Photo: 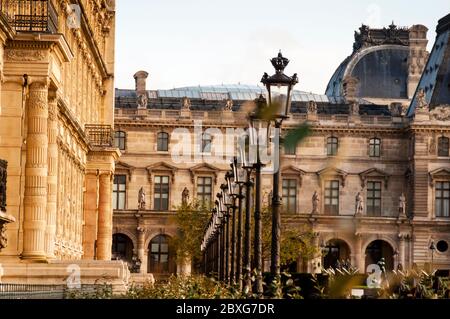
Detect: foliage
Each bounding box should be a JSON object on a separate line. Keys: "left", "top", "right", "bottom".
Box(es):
{"left": 260, "top": 206, "right": 318, "bottom": 267}
{"left": 383, "top": 269, "right": 450, "bottom": 299}
{"left": 65, "top": 284, "right": 113, "bottom": 299}
{"left": 170, "top": 200, "right": 210, "bottom": 265}
{"left": 124, "top": 275, "right": 243, "bottom": 299}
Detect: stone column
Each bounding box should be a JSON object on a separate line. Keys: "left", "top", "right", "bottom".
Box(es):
{"left": 399, "top": 235, "right": 406, "bottom": 269}
{"left": 97, "top": 172, "right": 113, "bottom": 260}
{"left": 137, "top": 227, "right": 146, "bottom": 273}
{"left": 22, "top": 80, "right": 49, "bottom": 261}
{"left": 354, "top": 233, "right": 363, "bottom": 273}
{"left": 82, "top": 171, "right": 99, "bottom": 260}
{"left": 45, "top": 93, "right": 58, "bottom": 259}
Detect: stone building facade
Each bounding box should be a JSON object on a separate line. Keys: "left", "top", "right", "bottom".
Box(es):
{"left": 113, "top": 16, "right": 450, "bottom": 277}
{"left": 0, "top": 1, "right": 128, "bottom": 288}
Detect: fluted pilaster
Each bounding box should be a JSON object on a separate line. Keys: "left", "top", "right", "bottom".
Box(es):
{"left": 97, "top": 173, "right": 113, "bottom": 260}
{"left": 45, "top": 94, "right": 58, "bottom": 259}
{"left": 22, "top": 79, "right": 49, "bottom": 261}
{"left": 137, "top": 227, "right": 146, "bottom": 273}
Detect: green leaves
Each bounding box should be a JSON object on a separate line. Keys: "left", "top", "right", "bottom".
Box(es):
{"left": 284, "top": 123, "right": 311, "bottom": 149}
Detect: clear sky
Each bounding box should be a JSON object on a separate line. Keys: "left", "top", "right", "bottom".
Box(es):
{"left": 115, "top": 0, "right": 449, "bottom": 94}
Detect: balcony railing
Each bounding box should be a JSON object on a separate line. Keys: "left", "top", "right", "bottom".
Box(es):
{"left": 0, "top": 284, "right": 113, "bottom": 299}
{"left": 0, "top": 0, "right": 58, "bottom": 33}
{"left": 0, "top": 159, "right": 7, "bottom": 212}
{"left": 85, "top": 125, "right": 113, "bottom": 148}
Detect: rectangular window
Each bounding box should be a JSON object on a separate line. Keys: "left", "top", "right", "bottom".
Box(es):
{"left": 154, "top": 176, "right": 169, "bottom": 211}
{"left": 324, "top": 180, "right": 339, "bottom": 215}
{"left": 436, "top": 181, "right": 450, "bottom": 217}
{"left": 327, "top": 137, "right": 338, "bottom": 156}
{"left": 113, "top": 175, "right": 126, "bottom": 210}
{"left": 366, "top": 181, "right": 382, "bottom": 216}
{"left": 157, "top": 132, "right": 169, "bottom": 152}
{"left": 369, "top": 138, "right": 381, "bottom": 157}
{"left": 197, "top": 177, "right": 212, "bottom": 208}
{"left": 282, "top": 179, "right": 297, "bottom": 213}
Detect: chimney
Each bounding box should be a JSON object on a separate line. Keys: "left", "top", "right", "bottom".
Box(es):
{"left": 408, "top": 25, "right": 429, "bottom": 99}
{"left": 133, "top": 71, "right": 149, "bottom": 96}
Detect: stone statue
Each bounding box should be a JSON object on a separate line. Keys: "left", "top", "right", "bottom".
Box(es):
{"left": 416, "top": 89, "right": 428, "bottom": 111}
{"left": 182, "top": 187, "right": 190, "bottom": 205}
{"left": 312, "top": 191, "right": 320, "bottom": 214}
{"left": 138, "top": 187, "right": 146, "bottom": 210}
{"left": 350, "top": 102, "right": 360, "bottom": 116}
{"left": 136, "top": 93, "right": 147, "bottom": 109}
{"left": 307, "top": 100, "right": 317, "bottom": 115}
{"left": 224, "top": 99, "right": 233, "bottom": 112}
{"left": 181, "top": 97, "right": 191, "bottom": 111}
{"left": 355, "top": 192, "right": 364, "bottom": 216}
{"left": 398, "top": 193, "right": 407, "bottom": 218}
{"left": 0, "top": 224, "right": 7, "bottom": 250}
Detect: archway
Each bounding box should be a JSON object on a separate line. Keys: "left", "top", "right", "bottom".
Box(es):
{"left": 148, "top": 235, "right": 176, "bottom": 274}
{"left": 322, "top": 239, "right": 351, "bottom": 269}
{"left": 112, "top": 233, "right": 134, "bottom": 264}
{"left": 365, "top": 240, "right": 394, "bottom": 271}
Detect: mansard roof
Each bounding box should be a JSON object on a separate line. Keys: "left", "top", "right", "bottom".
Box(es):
{"left": 407, "top": 13, "right": 450, "bottom": 116}
{"left": 115, "top": 84, "right": 390, "bottom": 116}
{"left": 326, "top": 23, "right": 426, "bottom": 101}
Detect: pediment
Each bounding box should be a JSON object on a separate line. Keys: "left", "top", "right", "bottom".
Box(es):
{"left": 146, "top": 162, "right": 178, "bottom": 183}
{"left": 359, "top": 168, "right": 390, "bottom": 188}
{"left": 317, "top": 167, "right": 348, "bottom": 187}
{"left": 189, "top": 163, "right": 220, "bottom": 183}
{"left": 146, "top": 162, "right": 178, "bottom": 172}
{"left": 115, "top": 161, "right": 135, "bottom": 180}
{"left": 281, "top": 165, "right": 306, "bottom": 176}
{"left": 429, "top": 167, "right": 450, "bottom": 186}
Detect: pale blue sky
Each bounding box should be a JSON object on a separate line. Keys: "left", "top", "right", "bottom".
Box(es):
{"left": 115, "top": 0, "right": 449, "bottom": 94}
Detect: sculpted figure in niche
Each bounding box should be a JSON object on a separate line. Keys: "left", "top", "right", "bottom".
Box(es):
{"left": 355, "top": 191, "right": 364, "bottom": 216}
{"left": 138, "top": 187, "right": 146, "bottom": 210}
{"left": 398, "top": 193, "right": 407, "bottom": 218}
{"left": 137, "top": 94, "right": 148, "bottom": 109}
{"left": 312, "top": 191, "right": 320, "bottom": 214}
{"left": 182, "top": 187, "right": 190, "bottom": 205}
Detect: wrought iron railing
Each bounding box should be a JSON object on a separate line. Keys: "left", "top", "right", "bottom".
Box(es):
{"left": 0, "top": 159, "right": 7, "bottom": 212}
{"left": 0, "top": 0, "right": 58, "bottom": 33}
{"left": 85, "top": 124, "right": 114, "bottom": 148}
{"left": 0, "top": 283, "right": 113, "bottom": 299}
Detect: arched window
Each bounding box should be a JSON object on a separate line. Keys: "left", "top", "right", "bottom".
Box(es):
{"left": 157, "top": 132, "right": 169, "bottom": 152}
{"left": 438, "top": 136, "right": 449, "bottom": 157}
{"left": 202, "top": 133, "right": 212, "bottom": 153}
{"left": 112, "top": 234, "right": 134, "bottom": 263}
{"left": 369, "top": 138, "right": 381, "bottom": 157}
{"left": 148, "top": 235, "right": 175, "bottom": 274}
{"left": 114, "top": 131, "right": 126, "bottom": 150}
{"left": 327, "top": 137, "right": 338, "bottom": 156}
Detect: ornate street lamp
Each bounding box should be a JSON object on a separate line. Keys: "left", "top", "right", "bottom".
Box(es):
{"left": 261, "top": 51, "right": 298, "bottom": 118}
{"left": 231, "top": 157, "right": 245, "bottom": 291}
{"left": 261, "top": 51, "right": 298, "bottom": 280}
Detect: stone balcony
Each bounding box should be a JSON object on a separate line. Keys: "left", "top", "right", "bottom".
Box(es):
{"left": 0, "top": 0, "right": 58, "bottom": 33}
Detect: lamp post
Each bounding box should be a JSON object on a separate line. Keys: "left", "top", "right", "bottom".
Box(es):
{"left": 221, "top": 183, "right": 232, "bottom": 284}
{"left": 232, "top": 156, "right": 245, "bottom": 290}
{"left": 429, "top": 240, "right": 436, "bottom": 272}
{"left": 238, "top": 142, "right": 254, "bottom": 295}
{"left": 226, "top": 171, "right": 238, "bottom": 285}
{"left": 248, "top": 95, "right": 272, "bottom": 298}
{"left": 261, "top": 51, "right": 298, "bottom": 280}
